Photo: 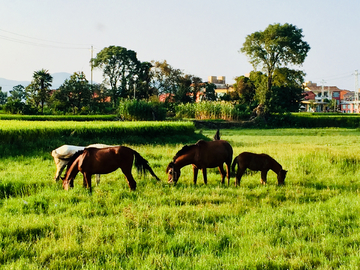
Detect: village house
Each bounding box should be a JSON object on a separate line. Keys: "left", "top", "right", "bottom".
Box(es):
{"left": 301, "top": 81, "right": 355, "bottom": 112}
{"left": 160, "top": 76, "right": 360, "bottom": 113}
{"left": 207, "top": 76, "right": 234, "bottom": 97}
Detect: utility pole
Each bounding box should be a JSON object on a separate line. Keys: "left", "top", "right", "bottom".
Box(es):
{"left": 321, "top": 79, "right": 326, "bottom": 111}
{"left": 90, "top": 45, "right": 94, "bottom": 85}
{"left": 355, "top": 70, "right": 359, "bottom": 113}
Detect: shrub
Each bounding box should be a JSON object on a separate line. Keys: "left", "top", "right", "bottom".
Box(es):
{"left": 118, "top": 100, "right": 166, "bottom": 121}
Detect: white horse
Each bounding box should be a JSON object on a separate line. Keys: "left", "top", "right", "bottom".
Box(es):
{"left": 51, "top": 144, "right": 113, "bottom": 184}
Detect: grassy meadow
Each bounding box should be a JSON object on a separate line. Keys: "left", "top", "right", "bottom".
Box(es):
{"left": 0, "top": 123, "right": 360, "bottom": 269}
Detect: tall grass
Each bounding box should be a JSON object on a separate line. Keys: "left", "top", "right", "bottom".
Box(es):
{"left": 118, "top": 100, "right": 167, "bottom": 121}
{"left": 175, "top": 101, "right": 247, "bottom": 121}
{"left": 0, "top": 127, "right": 360, "bottom": 268}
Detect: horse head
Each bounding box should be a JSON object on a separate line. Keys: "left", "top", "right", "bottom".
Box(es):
{"left": 62, "top": 177, "right": 70, "bottom": 190}
{"left": 277, "top": 169, "right": 287, "bottom": 185}
{"left": 166, "top": 161, "right": 181, "bottom": 184}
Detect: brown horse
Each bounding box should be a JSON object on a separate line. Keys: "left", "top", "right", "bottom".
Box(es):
{"left": 166, "top": 140, "right": 233, "bottom": 185}
{"left": 62, "top": 146, "right": 160, "bottom": 192}
{"left": 232, "top": 152, "right": 287, "bottom": 186}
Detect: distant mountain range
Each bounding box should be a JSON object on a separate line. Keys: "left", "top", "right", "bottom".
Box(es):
{"left": 0, "top": 72, "right": 72, "bottom": 92}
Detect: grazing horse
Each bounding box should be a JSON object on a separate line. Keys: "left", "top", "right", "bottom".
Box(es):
{"left": 51, "top": 144, "right": 112, "bottom": 184}
{"left": 62, "top": 146, "right": 160, "bottom": 192}
{"left": 166, "top": 140, "right": 233, "bottom": 185}
{"left": 232, "top": 152, "right": 287, "bottom": 186}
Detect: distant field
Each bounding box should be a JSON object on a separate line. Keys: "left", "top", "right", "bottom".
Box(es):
{"left": 0, "top": 126, "right": 359, "bottom": 269}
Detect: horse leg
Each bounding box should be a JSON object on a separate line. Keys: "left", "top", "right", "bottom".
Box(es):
{"left": 260, "top": 170, "right": 268, "bottom": 185}
{"left": 83, "top": 173, "right": 92, "bottom": 192}
{"left": 218, "top": 165, "right": 226, "bottom": 184}
{"left": 193, "top": 165, "right": 199, "bottom": 185}
{"left": 121, "top": 168, "right": 137, "bottom": 191}
{"left": 226, "top": 162, "right": 231, "bottom": 186}
{"left": 202, "top": 168, "right": 207, "bottom": 185}
{"left": 95, "top": 174, "right": 100, "bottom": 186}
{"left": 82, "top": 175, "right": 87, "bottom": 187}
{"left": 55, "top": 163, "right": 66, "bottom": 181}
{"left": 235, "top": 168, "right": 246, "bottom": 186}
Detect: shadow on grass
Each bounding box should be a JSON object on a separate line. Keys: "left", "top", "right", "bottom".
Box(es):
{"left": 0, "top": 133, "right": 209, "bottom": 159}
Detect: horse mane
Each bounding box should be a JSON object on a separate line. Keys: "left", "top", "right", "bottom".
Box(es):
{"left": 263, "top": 153, "right": 282, "bottom": 169}
{"left": 62, "top": 150, "right": 84, "bottom": 177}
{"left": 172, "top": 144, "right": 198, "bottom": 161}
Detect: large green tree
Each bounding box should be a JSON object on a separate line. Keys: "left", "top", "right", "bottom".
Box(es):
{"left": 240, "top": 23, "right": 310, "bottom": 114}
{"left": 51, "top": 72, "right": 92, "bottom": 113}
{"left": 4, "top": 85, "right": 28, "bottom": 114}
{"left": 135, "top": 61, "right": 156, "bottom": 100}
{"left": 151, "top": 60, "right": 202, "bottom": 103}
{"left": 92, "top": 46, "right": 144, "bottom": 106}
{"left": 151, "top": 60, "right": 182, "bottom": 101}
{"left": 233, "top": 76, "right": 256, "bottom": 108}
{"left": 9, "top": 85, "right": 26, "bottom": 101}
{"left": 0, "top": 89, "right": 7, "bottom": 105}
{"left": 26, "top": 69, "right": 53, "bottom": 113}
{"left": 270, "top": 68, "right": 305, "bottom": 112}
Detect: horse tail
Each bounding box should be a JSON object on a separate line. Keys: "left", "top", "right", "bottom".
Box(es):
{"left": 231, "top": 156, "right": 238, "bottom": 173}
{"left": 133, "top": 151, "right": 161, "bottom": 181}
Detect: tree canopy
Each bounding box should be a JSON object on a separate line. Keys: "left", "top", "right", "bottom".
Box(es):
{"left": 26, "top": 69, "right": 53, "bottom": 113}
{"left": 240, "top": 23, "right": 310, "bottom": 114}
{"left": 51, "top": 72, "right": 92, "bottom": 114}
{"left": 91, "top": 46, "right": 152, "bottom": 106}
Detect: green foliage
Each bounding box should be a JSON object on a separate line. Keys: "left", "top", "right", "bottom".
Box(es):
{"left": 50, "top": 72, "right": 92, "bottom": 114}
{"left": 175, "top": 101, "right": 249, "bottom": 121}
{"left": 266, "top": 113, "right": 360, "bottom": 128}
{"left": 0, "top": 114, "right": 116, "bottom": 121}
{"left": 26, "top": 69, "right": 53, "bottom": 113}
{"left": 151, "top": 60, "right": 203, "bottom": 103}
{"left": 0, "top": 90, "right": 7, "bottom": 105}
{"left": 118, "top": 100, "right": 167, "bottom": 121}
{"left": 0, "top": 120, "right": 195, "bottom": 153}
{"left": 240, "top": 23, "right": 310, "bottom": 114}
{"left": 92, "top": 46, "right": 153, "bottom": 106}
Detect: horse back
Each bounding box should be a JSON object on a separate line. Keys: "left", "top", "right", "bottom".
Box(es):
{"left": 237, "top": 152, "right": 275, "bottom": 171}
{"left": 52, "top": 145, "right": 85, "bottom": 159}
{"left": 196, "top": 140, "right": 233, "bottom": 168}
{"left": 79, "top": 146, "right": 134, "bottom": 174}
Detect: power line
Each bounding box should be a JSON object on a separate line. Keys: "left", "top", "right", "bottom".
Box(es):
{"left": 310, "top": 72, "right": 353, "bottom": 83}
{"left": 0, "top": 28, "right": 89, "bottom": 50}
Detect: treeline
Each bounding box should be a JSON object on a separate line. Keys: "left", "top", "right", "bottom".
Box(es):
{"left": 0, "top": 45, "right": 305, "bottom": 119}
{"left": 0, "top": 48, "right": 218, "bottom": 116}
{"left": 0, "top": 23, "right": 315, "bottom": 119}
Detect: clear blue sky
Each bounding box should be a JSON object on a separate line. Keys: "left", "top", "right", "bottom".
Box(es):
{"left": 1, "top": 0, "right": 360, "bottom": 91}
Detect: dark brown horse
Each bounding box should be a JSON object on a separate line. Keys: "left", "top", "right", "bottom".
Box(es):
{"left": 166, "top": 140, "right": 233, "bottom": 185}
{"left": 62, "top": 146, "right": 160, "bottom": 192}
{"left": 232, "top": 152, "right": 287, "bottom": 186}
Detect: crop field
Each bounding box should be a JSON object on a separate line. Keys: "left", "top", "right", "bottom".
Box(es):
{"left": 0, "top": 122, "right": 360, "bottom": 269}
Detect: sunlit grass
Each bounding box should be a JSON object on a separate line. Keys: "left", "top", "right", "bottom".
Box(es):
{"left": 0, "top": 127, "right": 360, "bottom": 268}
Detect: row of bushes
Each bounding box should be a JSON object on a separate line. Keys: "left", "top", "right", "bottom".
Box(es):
{"left": 268, "top": 114, "right": 360, "bottom": 128}
{"left": 0, "top": 121, "right": 195, "bottom": 145}
{"left": 0, "top": 114, "right": 116, "bottom": 121}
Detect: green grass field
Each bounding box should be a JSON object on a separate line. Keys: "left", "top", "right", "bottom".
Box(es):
{"left": 0, "top": 126, "right": 360, "bottom": 269}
